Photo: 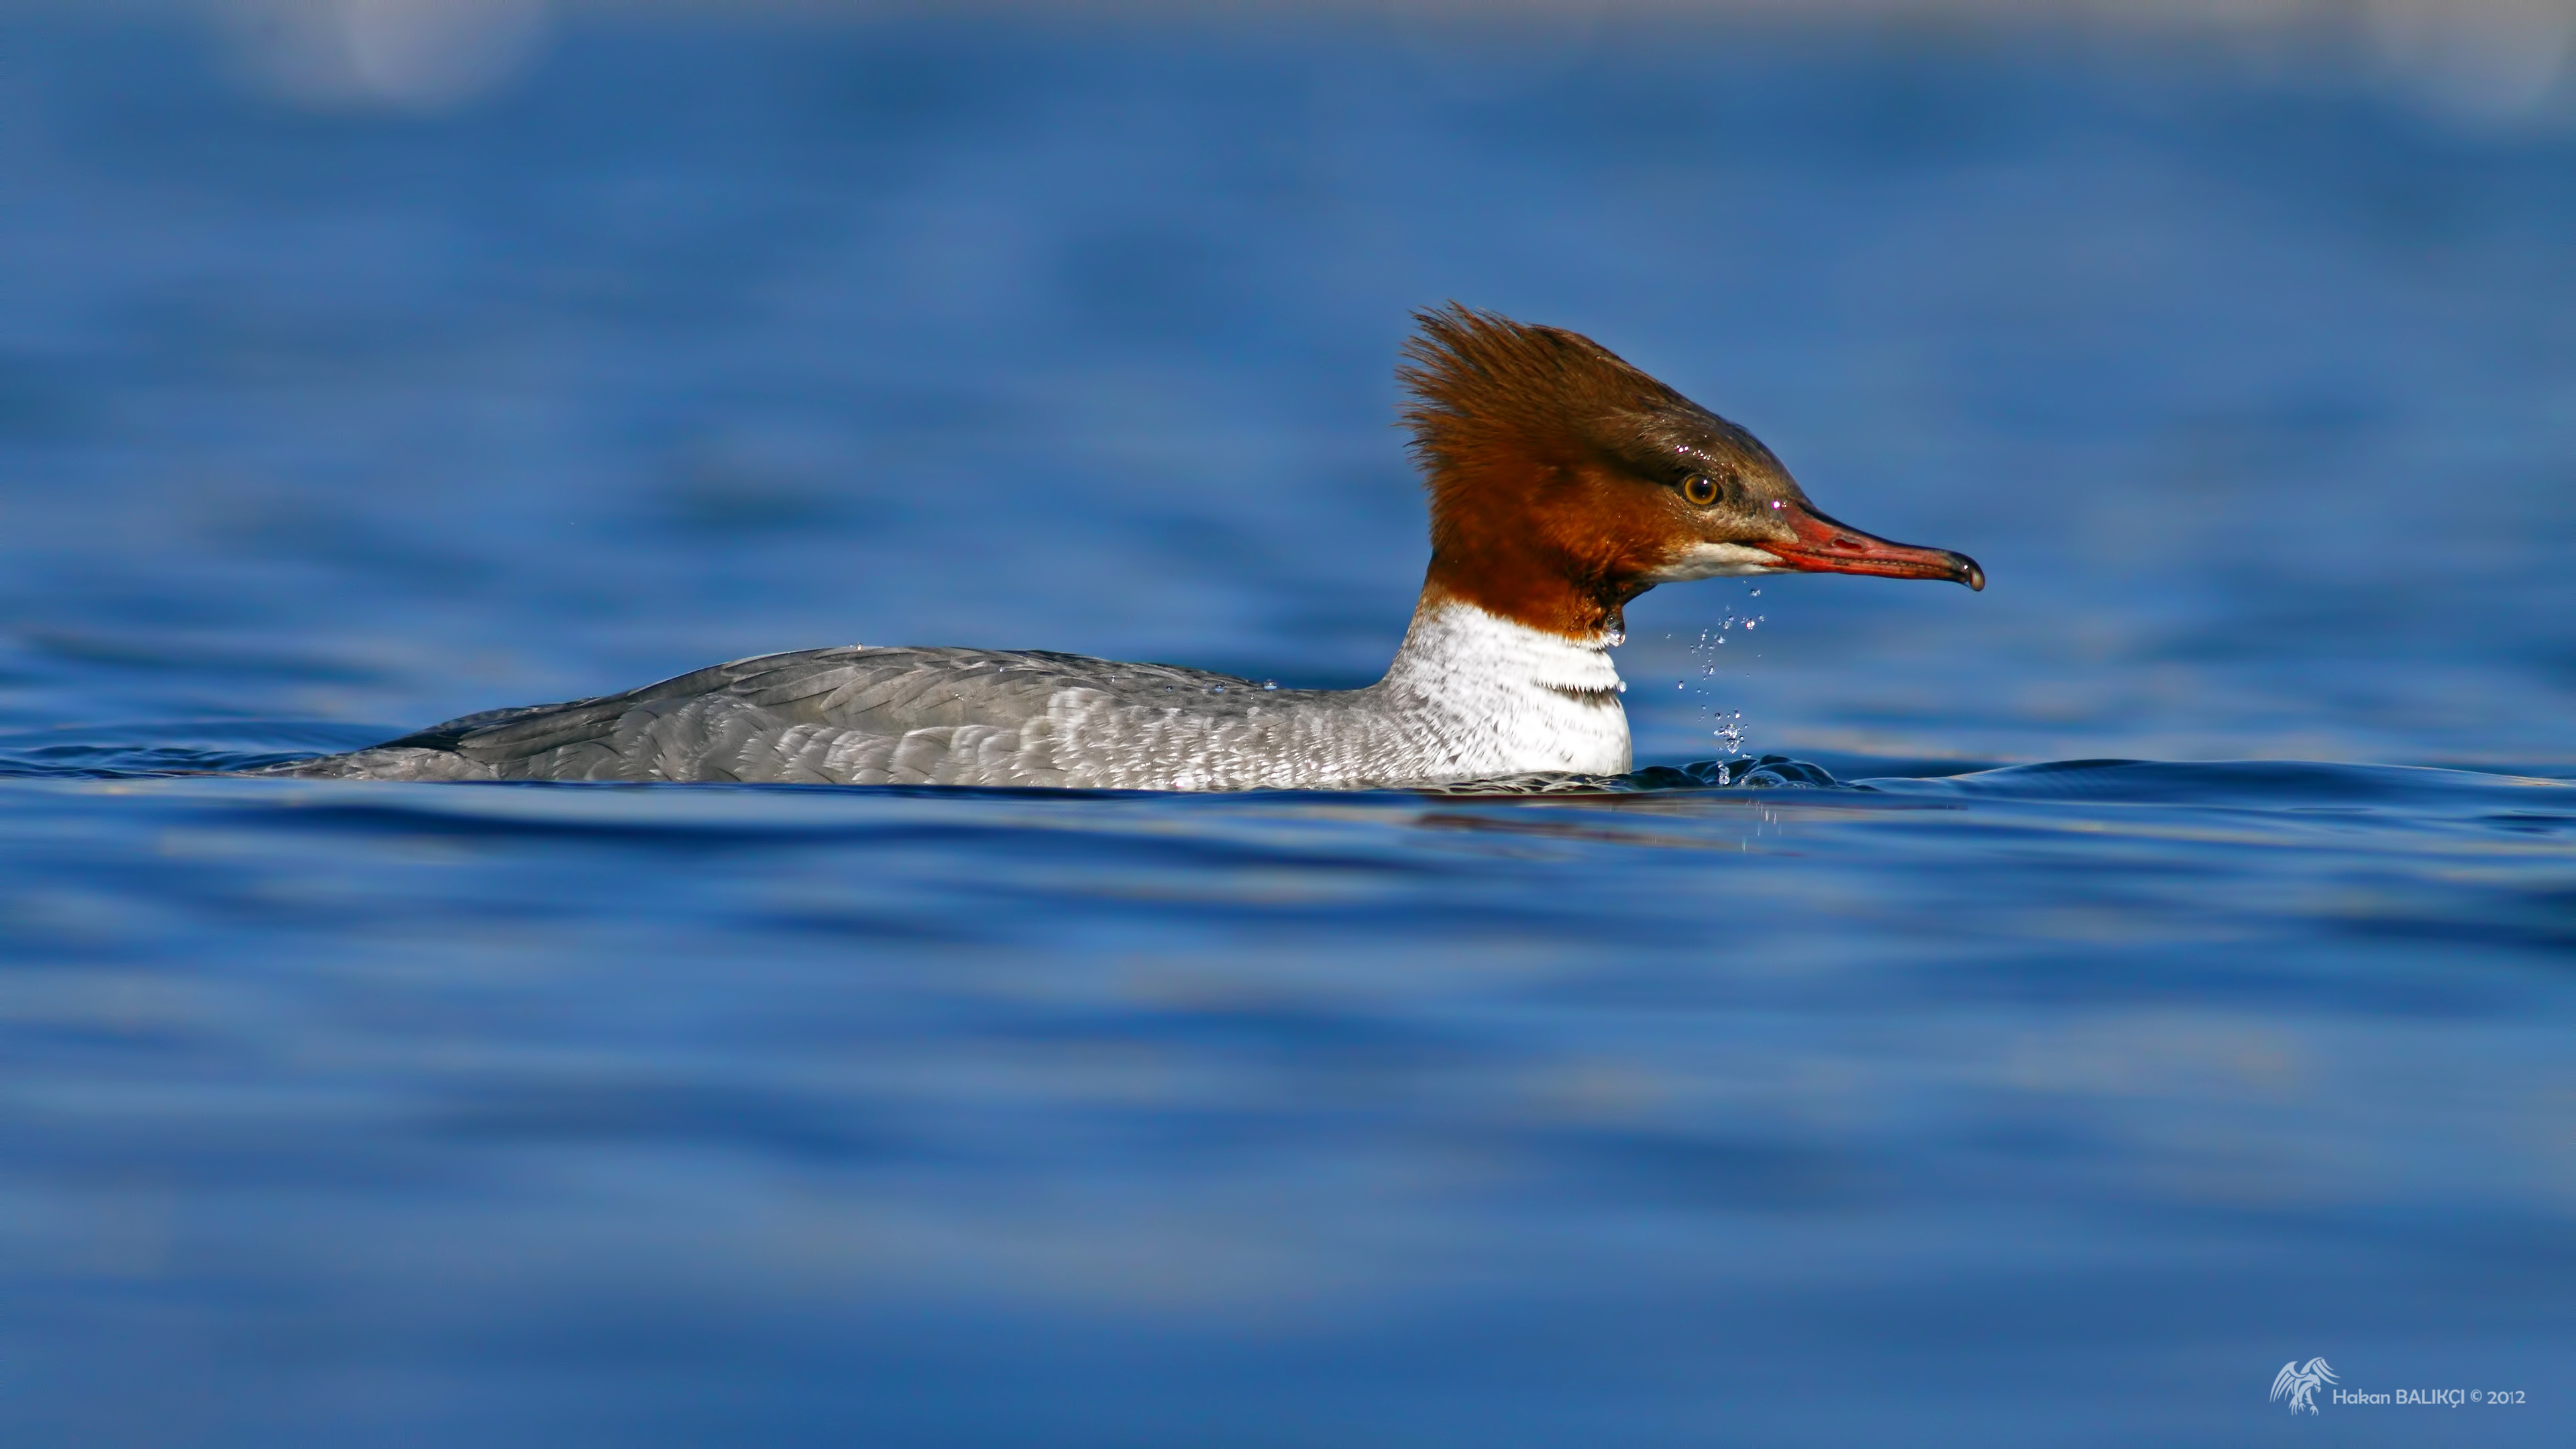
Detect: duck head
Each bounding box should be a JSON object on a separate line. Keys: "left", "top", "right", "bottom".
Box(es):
{"left": 1398, "top": 303, "right": 1982, "bottom": 641}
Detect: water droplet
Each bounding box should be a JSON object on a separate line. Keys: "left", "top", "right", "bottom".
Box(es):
{"left": 1749, "top": 587, "right": 1761, "bottom": 596}
{"left": 1261, "top": 680, "right": 1278, "bottom": 690}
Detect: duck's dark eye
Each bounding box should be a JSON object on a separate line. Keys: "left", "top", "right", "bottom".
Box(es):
{"left": 1682, "top": 474, "right": 1720, "bottom": 506}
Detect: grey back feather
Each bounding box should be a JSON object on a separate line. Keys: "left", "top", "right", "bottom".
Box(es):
{"left": 286, "top": 647, "right": 1310, "bottom": 787}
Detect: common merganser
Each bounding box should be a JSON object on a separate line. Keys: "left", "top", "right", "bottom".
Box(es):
{"left": 280, "top": 306, "right": 1982, "bottom": 790}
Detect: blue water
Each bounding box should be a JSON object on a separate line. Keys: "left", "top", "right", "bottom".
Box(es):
{"left": 3, "top": 8, "right": 2573, "bottom": 1444}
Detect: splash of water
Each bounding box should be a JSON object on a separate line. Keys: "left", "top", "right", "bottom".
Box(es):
{"left": 1675, "top": 584, "right": 1765, "bottom": 784}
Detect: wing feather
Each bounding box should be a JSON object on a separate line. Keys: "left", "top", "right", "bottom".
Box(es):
{"left": 314, "top": 645, "right": 1277, "bottom": 783}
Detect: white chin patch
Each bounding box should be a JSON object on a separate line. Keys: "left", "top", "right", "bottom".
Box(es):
{"left": 1640, "top": 542, "right": 1787, "bottom": 582}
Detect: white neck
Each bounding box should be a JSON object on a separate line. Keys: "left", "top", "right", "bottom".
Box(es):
{"left": 1376, "top": 597, "right": 1631, "bottom": 777}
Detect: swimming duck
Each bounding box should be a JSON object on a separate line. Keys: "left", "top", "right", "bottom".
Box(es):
{"left": 282, "top": 305, "right": 1981, "bottom": 788}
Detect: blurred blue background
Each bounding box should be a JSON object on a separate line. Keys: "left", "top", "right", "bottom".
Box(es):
{"left": 1, "top": 2, "right": 2572, "bottom": 1444}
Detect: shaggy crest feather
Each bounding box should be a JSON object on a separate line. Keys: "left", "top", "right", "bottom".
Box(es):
{"left": 1397, "top": 304, "right": 1698, "bottom": 513}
